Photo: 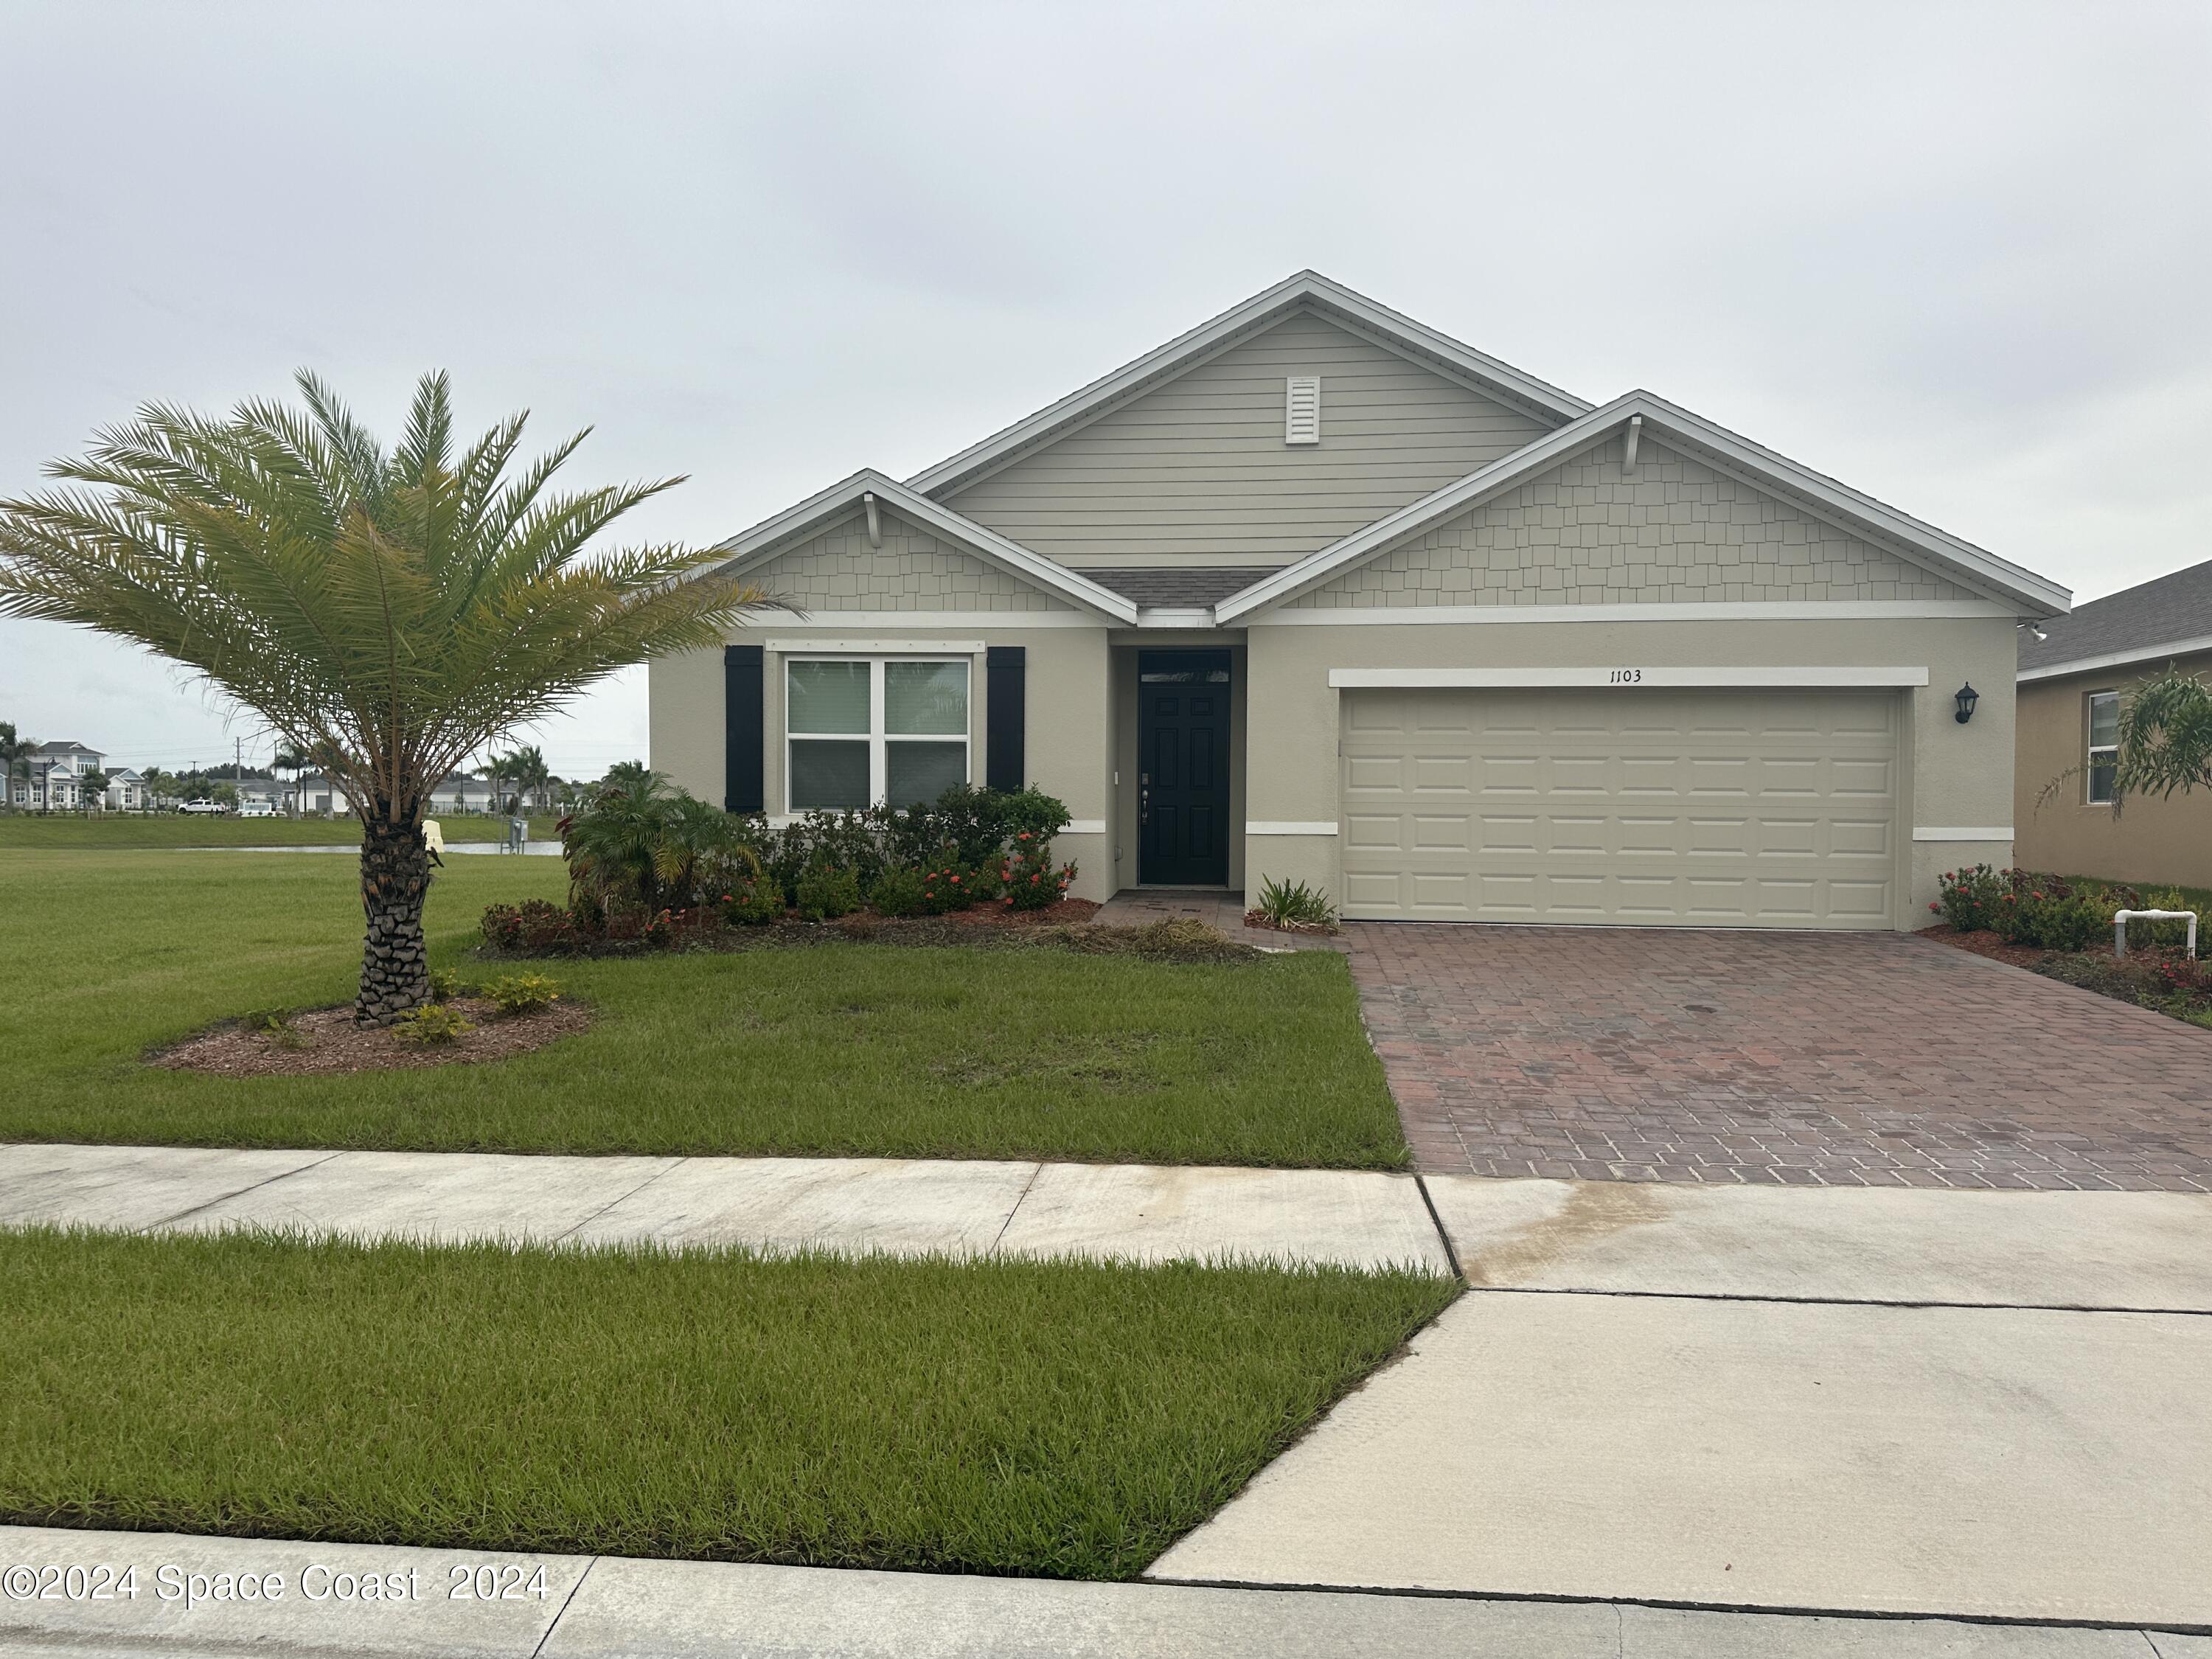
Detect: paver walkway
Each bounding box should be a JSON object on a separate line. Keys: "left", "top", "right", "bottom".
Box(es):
{"left": 1349, "top": 924, "right": 2212, "bottom": 1190}
{"left": 0, "top": 1142, "right": 1450, "bottom": 1272}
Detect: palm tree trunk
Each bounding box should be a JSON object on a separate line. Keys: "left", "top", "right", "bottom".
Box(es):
{"left": 356, "top": 814, "right": 431, "bottom": 1025}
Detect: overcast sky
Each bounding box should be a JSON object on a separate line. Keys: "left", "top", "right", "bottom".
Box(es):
{"left": 3, "top": 1, "right": 2207, "bottom": 778}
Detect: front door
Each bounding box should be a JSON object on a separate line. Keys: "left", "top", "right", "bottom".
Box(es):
{"left": 1138, "top": 649, "right": 1231, "bottom": 886}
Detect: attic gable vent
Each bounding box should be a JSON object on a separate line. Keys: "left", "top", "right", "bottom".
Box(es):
{"left": 1284, "top": 376, "right": 1321, "bottom": 445}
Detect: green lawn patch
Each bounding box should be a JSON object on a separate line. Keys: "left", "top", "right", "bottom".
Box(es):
{"left": 0, "top": 1228, "right": 1453, "bottom": 1577}
{"left": 0, "top": 851, "right": 1407, "bottom": 1169}
{"left": 0, "top": 813, "right": 561, "bottom": 847}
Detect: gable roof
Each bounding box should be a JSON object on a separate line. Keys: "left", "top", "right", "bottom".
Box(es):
{"left": 710, "top": 470, "right": 1138, "bottom": 624}
{"left": 2018, "top": 557, "right": 2212, "bottom": 681}
{"left": 903, "top": 271, "right": 1592, "bottom": 500}
{"left": 1215, "top": 390, "right": 2071, "bottom": 622}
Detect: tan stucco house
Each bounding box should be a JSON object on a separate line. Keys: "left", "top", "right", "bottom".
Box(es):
{"left": 2016, "top": 559, "right": 2212, "bottom": 888}
{"left": 650, "top": 272, "right": 2070, "bottom": 928}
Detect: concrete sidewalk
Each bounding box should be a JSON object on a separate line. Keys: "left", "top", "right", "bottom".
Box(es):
{"left": 1, "top": 1523, "right": 2194, "bottom": 1658}
{"left": 0, "top": 1142, "right": 1451, "bottom": 1272}
{"left": 1154, "top": 1177, "right": 2212, "bottom": 1628}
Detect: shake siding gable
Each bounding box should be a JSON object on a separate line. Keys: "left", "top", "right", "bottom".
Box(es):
{"left": 1287, "top": 437, "right": 1978, "bottom": 608}
{"left": 746, "top": 511, "right": 1071, "bottom": 612}
{"left": 944, "top": 310, "right": 1552, "bottom": 564}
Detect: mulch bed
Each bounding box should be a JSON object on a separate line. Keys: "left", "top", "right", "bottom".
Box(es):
{"left": 156, "top": 997, "right": 592, "bottom": 1078}
{"left": 1916, "top": 924, "right": 2050, "bottom": 970}
{"left": 1242, "top": 909, "right": 1339, "bottom": 936}
{"left": 944, "top": 897, "right": 1099, "bottom": 928}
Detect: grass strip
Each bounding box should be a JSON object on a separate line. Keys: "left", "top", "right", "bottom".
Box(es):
{"left": 0, "top": 852, "right": 1407, "bottom": 1169}
{"left": 0, "top": 814, "right": 562, "bottom": 846}
{"left": 0, "top": 1228, "right": 1455, "bottom": 1579}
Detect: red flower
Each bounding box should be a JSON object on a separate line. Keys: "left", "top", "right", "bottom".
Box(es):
{"left": 950, "top": 874, "right": 961, "bottom": 884}
{"left": 1018, "top": 832, "right": 1032, "bottom": 841}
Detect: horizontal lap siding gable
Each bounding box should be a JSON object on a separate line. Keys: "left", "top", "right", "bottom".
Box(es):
{"left": 1288, "top": 437, "right": 1978, "bottom": 608}
{"left": 748, "top": 511, "right": 1072, "bottom": 612}
{"left": 945, "top": 310, "right": 1551, "bottom": 563}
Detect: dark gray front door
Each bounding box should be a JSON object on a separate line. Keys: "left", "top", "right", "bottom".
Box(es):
{"left": 1138, "top": 650, "right": 1231, "bottom": 886}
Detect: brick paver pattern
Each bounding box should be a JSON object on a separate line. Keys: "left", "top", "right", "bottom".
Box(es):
{"left": 1348, "top": 925, "right": 2212, "bottom": 1191}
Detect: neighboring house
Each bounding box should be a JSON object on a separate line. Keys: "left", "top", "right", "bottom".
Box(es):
{"left": 103, "top": 768, "right": 148, "bottom": 812}
{"left": 427, "top": 773, "right": 499, "bottom": 814}
{"left": 295, "top": 773, "right": 355, "bottom": 815}
{"left": 650, "top": 271, "right": 2070, "bottom": 929}
{"left": 2015, "top": 558, "right": 2212, "bottom": 887}
{"left": 10, "top": 740, "right": 105, "bottom": 810}
{"left": 236, "top": 779, "right": 294, "bottom": 812}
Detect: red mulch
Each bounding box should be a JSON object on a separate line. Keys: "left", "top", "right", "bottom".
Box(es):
{"left": 945, "top": 897, "right": 1100, "bottom": 928}
{"left": 1916, "top": 924, "right": 2049, "bottom": 970}
{"left": 156, "top": 996, "right": 591, "bottom": 1077}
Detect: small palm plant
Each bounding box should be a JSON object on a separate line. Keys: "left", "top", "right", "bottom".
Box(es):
{"left": 0, "top": 372, "right": 772, "bottom": 1021}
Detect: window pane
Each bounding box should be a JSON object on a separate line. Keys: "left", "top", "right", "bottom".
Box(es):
{"left": 2088, "top": 762, "right": 2116, "bottom": 804}
{"left": 886, "top": 740, "right": 966, "bottom": 807}
{"left": 2088, "top": 693, "right": 2118, "bottom": 748}
{"left": 787, "top": 661, "right": 871, "bottom": 734}
{"left": 886, "top": 660, "right": 968, "bottom": 735}
{"left": 790, "top": 740, "right": 869, "bottom": 810}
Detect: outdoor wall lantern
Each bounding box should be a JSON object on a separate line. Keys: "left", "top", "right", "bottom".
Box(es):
{"left": 1954, "top": 682, "right": 1980, "bottom": 724}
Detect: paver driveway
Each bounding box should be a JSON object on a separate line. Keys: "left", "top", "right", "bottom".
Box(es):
{"left": 1348, "top": 925, "right": 2212, "bottom": 1190}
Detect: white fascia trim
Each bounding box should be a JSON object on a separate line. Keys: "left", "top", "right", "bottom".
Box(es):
{"left": 1134, "top": 607, "right": 1220, "bottom": 629}
{"left": 1255, "top": 599, "right": 2017, "bottom": 627}
{"left": 1913, "top": 827, "right": 2014, "bottom": 841}
{"left": 1216, "top": 391, "right": 2071, "bottom": 624}
{"left": 765, "top": 639, "right": 987, "bottom": 655}
{"left": 903, "top": 271, "right": 1589, "bottom": 498}
{"left": 1247, "top": 821, "right": 1339, "bottom": 835}
{"left": 710, "top": 470, "right": 1138, "bottom": 625}
{"left": 2018, "top": 634, "right": 2212, "bottom": 683}
{"left": 756, "top": 611, "right": 1102, "bottom": 630}
{"left": 1326, "top": 666, "right": 1932, "bottom": 689}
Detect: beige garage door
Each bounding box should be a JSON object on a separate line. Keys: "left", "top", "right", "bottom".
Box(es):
{"left": 1340, "top": 687, "right": 1900, "bottom": 928}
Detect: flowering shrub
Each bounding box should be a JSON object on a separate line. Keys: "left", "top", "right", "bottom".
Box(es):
{"left": 1931, "top": 864, "right": 2006, "bottom": 933}
{"left": 1988, "top": 871, "right": 2107, "bottom": 952}
{"left": 919, "top": 861, "right": 981, "bottom": 915}
{"left": 1001, "top": 833, "right": 1077, "bottom": 911}
{"left": 720, "top": 883, "right": 785, "bottom": 927}
{"left": 481, "top": 898, "right": 584, "bottom": 955}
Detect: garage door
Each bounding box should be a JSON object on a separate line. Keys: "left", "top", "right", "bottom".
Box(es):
{"left": 1340, "top": 687, "right": 1899, "bottom": 928}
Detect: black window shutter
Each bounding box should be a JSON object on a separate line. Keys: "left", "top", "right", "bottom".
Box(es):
{"left": 985, "top": 646, "right": 1026, "bottom": 793}
{"left": 724, "top": 644, "right": 765, "bottom": 813}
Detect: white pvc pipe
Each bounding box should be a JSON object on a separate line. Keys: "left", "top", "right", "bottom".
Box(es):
{"left": 2114, "top": 909, "right": 2197, "bottom": 959}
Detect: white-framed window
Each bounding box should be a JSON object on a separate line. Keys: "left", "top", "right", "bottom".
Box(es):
{"left": 785, "top": 656, "right": 970, "bottom": 812}
{"left": 2087, "top": 689, "right": 2118, "bottom": 804}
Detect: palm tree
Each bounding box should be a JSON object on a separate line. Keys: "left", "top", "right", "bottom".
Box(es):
{"left": 507, "top": 744, "right": 552, "bottom": 813}
{"left": 272, "top": 746, "right": 305, "bottom": 815}
{"left": 0, "top": 371, "right": 771, "bottom": 1022}
{"left": 0, "top": 723, "right": 24, "bottom": 810}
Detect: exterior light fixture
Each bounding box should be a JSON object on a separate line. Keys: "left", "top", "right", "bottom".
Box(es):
{"left": 1954, "top": 682, "right": 1980, "bottom": 724}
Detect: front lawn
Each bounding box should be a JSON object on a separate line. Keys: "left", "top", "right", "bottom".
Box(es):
{"left": 0, "top": 1228, "right": 1453, "bottom": 1578}
{"left": 0, "top": 851, "right": 1407, "bottom": 1169}
{"left": 0, "top": 813, "right": 562, "bottom": 847}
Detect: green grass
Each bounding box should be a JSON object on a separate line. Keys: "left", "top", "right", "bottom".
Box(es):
{"left": 0, "top": 1228, "right": 1454, "bottom": 1576}
{"left": 0, "top": 813, "right": 562, "bottom": 846}
{"left": 0, "top": 851, "right": 1407, "bottom": 1168}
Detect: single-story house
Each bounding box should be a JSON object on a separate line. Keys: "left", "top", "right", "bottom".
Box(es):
{"left": 295, "top": 773, "right": 353, "bottom": 815}
{"left": 428, "top": 773, "right": 500, "bottom": 814}
{"left": 650, "top": 271, "right": 2070, "bottom": 928}
{"left": 2015, "top": 557, "right": 2212, "bottom": 888}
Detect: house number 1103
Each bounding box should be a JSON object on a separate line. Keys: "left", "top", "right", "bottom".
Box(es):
{"left": 1607, "top": 668, "right": 1645, "bottom": 684}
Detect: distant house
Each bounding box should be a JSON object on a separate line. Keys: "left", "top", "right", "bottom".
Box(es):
{"left": 9, "top": 741, "right": 105, "bottom": 810}
{"left": 103, "top": 768, "right": 149, "bottom": 812}
{"left": 295, "top": 773, "right": 355, "bottom": 815}
{"left": 427, "top": 773, "right": 499, "bottom": 814}
{"left": 2016, "top": 558, "right": 2212, "bottom": 887}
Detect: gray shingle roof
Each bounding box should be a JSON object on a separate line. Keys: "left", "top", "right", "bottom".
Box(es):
{"left": 2020, "top": 558, "right": 2212, "bottom": 675}
{"left": 1077, "top": 567, "right": 1285, "bottom": 608}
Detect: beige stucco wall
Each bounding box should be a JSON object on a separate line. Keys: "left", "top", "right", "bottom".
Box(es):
{"left": 2014, "top": 650, "right": 2212, "bottom": 888}
{"left": 1242, "top": 614, "right": 2021, "bottom": 928}
{"left": 1289, "top": 436, "right": 1976, "bottom": 608}
{"left": 649, "top": 625, "right": 1116, "bottom": 901}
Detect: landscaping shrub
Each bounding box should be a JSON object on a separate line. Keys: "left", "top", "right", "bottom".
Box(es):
{"left": 1001, "top": 835, "right": 1076, "bottom": 911}
{"left": 867, "top": 866, "right": 928, "bottom": 919}
{"left": 427, "top": 967, "right": 465, "bottom": 1004}
{"left": 796, "top": 865, "right": 863, "bottom": 922}
{"left": 720, "top": 883, "right": 785, "bottom": 927}
{"left": 1251, "top": 875, "right": 1338, "bottom": 931}
{"left": 392, "top": 1004, "right": 473, "bottom": 1045}
{"left": 241, "top": 1007, "right": 306, "bottom": 1050}
{"left": 483, "top": 973, "right": 563, "bottom": 1015}
{"left": 481, "top": 898, "right": 583, "bottom": 956}
{"left": 562, "top": 771, "right": 762, "bottom": 916}
{"left": 1931, "top": 863, "right": 2006, "bottom": 932}
{"left": 919, "top": 861, "right": 980, "bottom": 914}
{"left": 1989, "top": 872, "right": 2108, "bottom": 952}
